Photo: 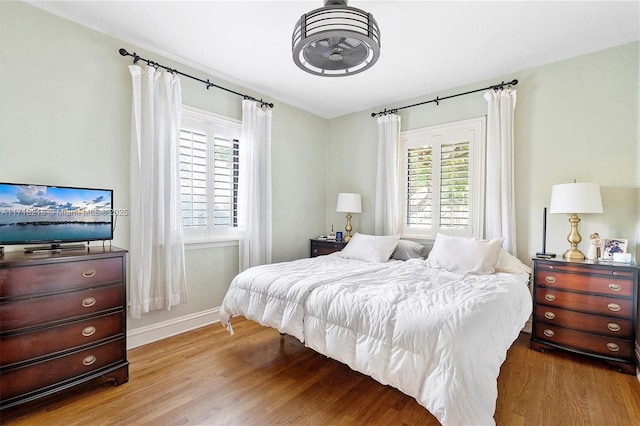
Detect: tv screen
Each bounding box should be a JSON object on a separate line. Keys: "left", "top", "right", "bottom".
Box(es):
{"left": 0, "top": 182, "right": 113, "bottom": 245}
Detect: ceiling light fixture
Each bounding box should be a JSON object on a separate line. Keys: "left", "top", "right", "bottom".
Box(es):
{"left": 292, "top": 0, "right": 381, "bottom": 77}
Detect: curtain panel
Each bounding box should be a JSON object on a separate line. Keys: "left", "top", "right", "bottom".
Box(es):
{"left": 484, "top": 89, "right": 517, "bottom": 254}
{"left": 128, "top": 65, "right": 187, "bottom": 319}
{"left": 238, "top": 99, "right": 273, "bottom": 271}
{"left": 375, "top": 113, "right": 402, "bottom": 236}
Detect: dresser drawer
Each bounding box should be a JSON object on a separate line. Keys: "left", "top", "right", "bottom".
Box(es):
{"left": 0, "top": 284, "right": 124, "bottom": 332}
{"left": 0, "top": 337, "right": 125, "bottom": 401}
{"left": 534, "top": 305, "right": 633, "bottom": 338}
{"left": 535, "top": 266, "right": 634, "bottom": 297}
{"left": 535, "top": 289, "right": 632, "bottom": 318}
{"left": 534, "top": 325, "right": 633, "bottom": 360}
{"left": 0, "top": 312, "right": 124, "bottom": 367}
{"left": 0, "top": 256, "right": 124, "bottom": 299}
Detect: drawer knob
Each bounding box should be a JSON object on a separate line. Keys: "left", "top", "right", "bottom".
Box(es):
{"left": 607, "top": 303, "right": 621, "bottom": 312}
{"left": 82, "top": 269, "right": 96, "bottom": 278}
{"left": 544, "top": 311, "right": 556, "bottom": 320}
{"left": 544, "top": 294, "right": 556, "bottom": 302}
{"left": 607, "top": 283, "right": 621, "bottom": 292}
{"left": 606, "top": 343, "right": 619, "bottom": 352}
{"left": 82, "top": 355, "right": 97, "bottom": 366}
{"left": 544, "top": 276, "right": 556, "bottom": 284}
{"left": 82, "top": 297, "right": 97, "bottom": 308}
{"left": 543, "top": 329, "right": 555, "bottom": 338}
{"left": 607, "top": 323, "right": 621, "bottom": 332}
{"left": 82, "top": 326, "right": 96, "bottom": 337}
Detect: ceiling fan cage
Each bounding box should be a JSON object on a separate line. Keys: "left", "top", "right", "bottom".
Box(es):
{"left": 292, "top": 4, "right": 381, "bottom": 77}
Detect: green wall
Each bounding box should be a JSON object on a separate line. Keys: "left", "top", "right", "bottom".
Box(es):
{"left": 0, "top": 1, "right": 328, "bottom": 331}
{"left": 326, "top": 42, "right": 640, "bottom": 263}
{"left": 2, "top": 1, "right": 638, "bottom": 335}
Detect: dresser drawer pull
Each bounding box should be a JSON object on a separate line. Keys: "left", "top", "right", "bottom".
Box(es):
{"left": 544, "top": 276, "right": 556, "bottom": 284}
{"left": 82, "top": 326, "right": 96, "bottom": 337}
{"left": 82, "top": 297, "right": 97, "bottom": 308}
{"left": 607, "top": 283, "right": 622, "bottom": 292}
{"left": 606, "top": 343, "right": 619, "bottom": 352}
{"left": 82, "top": 269, "right": 96, "bottom": 278}
{"left": 607, "top": 323, "right": 621, "bottom": 332}
{"left": 543, "top": 329, "right": 555, "bottom": 338}
{"left": 607, "top": 303, "right": 621, "bottom": 312}
{"left": 544, "top": 312, "right": 556, "bottom": 320}
{"left": 82, "top": 355, "right": 97, "bottom": 366}
{"left": 544, "top": 294, "right": 556, "bottom": 302}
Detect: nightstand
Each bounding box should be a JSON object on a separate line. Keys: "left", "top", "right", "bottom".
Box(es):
{"left": 310, "top": 239, "right": 347, "bottom": 257}
{"left": 530, "top": 258, "right": 639, "bottom": 374}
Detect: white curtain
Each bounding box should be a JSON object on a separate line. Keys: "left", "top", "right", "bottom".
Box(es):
{"left": 484, "top": 89, "right": 517, "bottom": 254}
{"left": 375, "top": 113, "right": 402, "bottom": 236}
{"left": 238, "top": 99, "right": 272, "bottom": 271}
{"left": 128, "top": 65, "right": 187, "bottom": 319}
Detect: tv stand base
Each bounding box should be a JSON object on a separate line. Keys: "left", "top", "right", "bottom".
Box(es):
{"left": 24, "top": 243, "right": 87, "bottom": 253}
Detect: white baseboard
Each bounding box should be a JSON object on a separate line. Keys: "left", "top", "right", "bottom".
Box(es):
{"left": 127, "top": 307, "right": 221, "bottom": 350}
{"left": 522, "top": 318, "right": 532, "bottom": 334}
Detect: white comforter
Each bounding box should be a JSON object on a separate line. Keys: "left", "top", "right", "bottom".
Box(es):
{"left": 220, "top": 255, "right": 532, "bottom": 426}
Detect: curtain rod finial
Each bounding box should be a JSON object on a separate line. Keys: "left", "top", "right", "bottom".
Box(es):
{"left": 119, "top": 48, "right": 129, "bottom": 56}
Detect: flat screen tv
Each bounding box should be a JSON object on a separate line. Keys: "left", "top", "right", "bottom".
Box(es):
{"left": 0, "top": 182, "right": 113, "bottom": 251}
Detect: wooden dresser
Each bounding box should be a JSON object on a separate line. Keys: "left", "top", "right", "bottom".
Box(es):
{"left": 531, "top": 258, "right": 639, "bottom": 374}
{"left": 0, "top": 247, "right": 129, "bottom": 410}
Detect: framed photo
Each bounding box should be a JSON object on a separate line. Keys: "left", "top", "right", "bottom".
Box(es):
{"left": 602, "top": 238, "right": 627, "bottom": 259}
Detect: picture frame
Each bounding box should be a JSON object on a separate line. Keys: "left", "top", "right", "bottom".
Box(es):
{"left": 602, "top": 238, "right": 627, "bottom": 259}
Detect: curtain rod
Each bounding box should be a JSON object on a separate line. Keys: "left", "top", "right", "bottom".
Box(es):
{"left": 118, "top": 48, "right": 274, "bottom": 109}
{"left": 370, "top": 79, "right": 518, "bottom": 118}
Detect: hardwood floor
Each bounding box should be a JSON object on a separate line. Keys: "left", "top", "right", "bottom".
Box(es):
{"left": 2, "top": 316, "right": 640, "bottom": 425}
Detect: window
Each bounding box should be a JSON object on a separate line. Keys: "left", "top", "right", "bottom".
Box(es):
{"left": 402, "top": 117, "right": 486, "bottom": 239}
{"left": 179, "top": 106, "right": 241, "bottom": 240}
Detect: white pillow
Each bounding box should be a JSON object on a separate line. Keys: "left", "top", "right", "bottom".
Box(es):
{"left": 338, "top": 233, "right": 400, "bottom": 263}
{"left": 391, "top": 240, "right": 428, "bottom": 260}
{"left": 495, "top": 249, "right": 532, "bottom": 274}
{"left": 426, "top": 233, "right": 503, "bottom": 275}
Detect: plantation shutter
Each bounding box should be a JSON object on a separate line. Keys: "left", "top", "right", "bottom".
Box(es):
{"left": 439, "top": 141, "right": 470, "bottom": 229}
{"left": 406, "top": 145, "right": 433, "bottom": 227}
{"left": 179, "top": 129, "right": 208, "bottom": 229}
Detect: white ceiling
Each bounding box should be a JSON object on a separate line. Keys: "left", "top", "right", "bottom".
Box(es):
{"left": 28, "top": 1, "right": 640, "bottom": 119}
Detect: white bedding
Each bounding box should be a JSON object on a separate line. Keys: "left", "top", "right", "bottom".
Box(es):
{"left": 220, "top": 254, "right": 532, "bottom": 426}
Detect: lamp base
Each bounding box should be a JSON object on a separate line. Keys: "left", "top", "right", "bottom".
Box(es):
{"left": 563, "top": 249, "right": 585, "bottom": 261}
{"left": 344, "top": 212, "right": 353, "bottom": 243}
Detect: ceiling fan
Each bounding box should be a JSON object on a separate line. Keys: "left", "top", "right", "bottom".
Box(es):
{"left": 292, "top": 0, "right": 381, "bottom": 77}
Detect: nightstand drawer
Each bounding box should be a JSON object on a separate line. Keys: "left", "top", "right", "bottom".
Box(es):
{"left": 534, "top": 305, "right": 633, "bottom": 338}
{"left": 535, "top": 268, "right": 633, "bottom": 297}
{"left": 310, "top": 239, "right": 347, "bottom": 257}
{"left": 534, "top": 325, "right": 633, "bottom": 359}
{"left": 535, "top": 289, "right": 632, "bottom": 318}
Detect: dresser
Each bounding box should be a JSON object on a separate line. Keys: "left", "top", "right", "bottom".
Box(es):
{"left": 530, "top": 258, "right": 639, "bottom": 374}
{"left": 0, "top": 247, "right": 129, "bottom": 410}
{"left": 310, "top": 239, "right": 347, "bottom": 257}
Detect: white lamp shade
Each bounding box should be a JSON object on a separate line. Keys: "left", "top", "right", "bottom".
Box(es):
{"left": 549, "top": 182, "right": 603, "bottom": 214}
{"left": 336, "top": 193, "right": 362, "bottom": 213}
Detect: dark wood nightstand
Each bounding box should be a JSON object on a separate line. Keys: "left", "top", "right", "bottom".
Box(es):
{"left": 530, "top": 258, "right": 639, "bottom": 374}
{"left": 310, "top": 239, "right": 347, "bottom": 257}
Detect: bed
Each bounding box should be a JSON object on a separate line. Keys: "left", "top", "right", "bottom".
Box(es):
{"left": 220, "top": 233, "right": 533, "bottom": 426}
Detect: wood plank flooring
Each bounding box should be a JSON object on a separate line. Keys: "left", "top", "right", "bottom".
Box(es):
{"left": 2, "top": 316, "right": 640, "bottom": 425}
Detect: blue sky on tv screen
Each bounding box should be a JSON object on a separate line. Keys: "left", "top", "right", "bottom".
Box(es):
{"left": 0, "top": 184, "right": 112, "bottom": 225}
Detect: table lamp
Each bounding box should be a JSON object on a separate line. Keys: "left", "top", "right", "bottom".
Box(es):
{"left": 549, "top": 182, "right": 603, "bottom": 261}
{"left": 336, "top": 193, "right": 362, "bottom": 242}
